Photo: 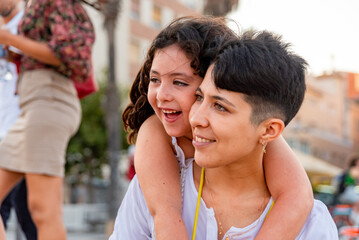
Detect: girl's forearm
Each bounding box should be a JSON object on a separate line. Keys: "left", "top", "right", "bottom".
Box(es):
{"left": 154, "top": 207, "right": 189, "bottom": 240}
{"left": 135, "top": 116, "right": 189, "bottom": 238}
{"left": 255, "top": 194, "right": 313, "bottom": 240}
{"left": 257, "top": 135, "right": 313, "bottom": 239}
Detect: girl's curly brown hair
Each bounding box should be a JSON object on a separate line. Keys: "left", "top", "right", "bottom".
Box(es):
{"left": 122, "top": 16, "right": 236, "bottom": 144}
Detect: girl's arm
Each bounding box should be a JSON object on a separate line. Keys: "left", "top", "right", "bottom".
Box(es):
{"left": 135, "top": 115, "right": 189, "bottom": 239}
{"left": 255, "top": 135, "right": 313, "bottom": 240}
{"left": 0, "top": 29, "right": 61, "bottom": 66}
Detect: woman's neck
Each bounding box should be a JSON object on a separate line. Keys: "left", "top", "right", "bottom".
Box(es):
{"left": 3, "top": 3, "right": 21, "bottom": 24}
{"left": 194, "top": 161, "right": 268, "bottom": 197}
{"left": 193, "top": 158, "right": 271, "bottom": 236}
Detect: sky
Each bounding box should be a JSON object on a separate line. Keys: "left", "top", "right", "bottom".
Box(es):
{"left": 228, "top": 0, "right": 359, "bottom": 76}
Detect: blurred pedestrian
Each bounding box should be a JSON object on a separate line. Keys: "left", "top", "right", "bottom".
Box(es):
{"left": 0, "top": 1, "right": 37, "bottom": 239}
{"left": 0, "top": 0, "right": 95, "bottom": 239}
{"left": 335, "top": 155, "right": 359, "bottom": 205}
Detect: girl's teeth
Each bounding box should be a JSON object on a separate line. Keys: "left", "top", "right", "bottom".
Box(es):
{"left": 163, "top": 110, "right": 178, "bottom": 114}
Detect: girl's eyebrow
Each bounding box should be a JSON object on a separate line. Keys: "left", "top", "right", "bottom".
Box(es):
{"left": 150, "top": 59, "right": 192, "bottom": 77}
{"left": 197, "top": 87, "right": 235, "bottom": 107}
{"left": 150, "top": 68, "right": 195, "bottom": 80}
{"left": 150, "top": 69, "right": 160, "bottom": 75}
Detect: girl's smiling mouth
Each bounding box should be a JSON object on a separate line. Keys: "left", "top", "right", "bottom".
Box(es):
{"left": 162, "top": 109, "right": 182, "bottom": 119}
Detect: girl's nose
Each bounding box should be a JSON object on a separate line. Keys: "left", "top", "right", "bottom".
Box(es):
{"left": 156, "top": 83, "right": 173, "bottom": 102}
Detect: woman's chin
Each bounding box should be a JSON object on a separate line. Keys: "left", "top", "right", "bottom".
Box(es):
{"left": 194, "top": 158, "right": 215, "bottom": 169}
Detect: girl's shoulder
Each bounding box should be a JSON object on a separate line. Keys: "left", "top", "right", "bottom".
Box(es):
{"left": 138, "top": 115, "right": 174, "bottom": 151}
{"left": 141, "top": 114, "right": 164, "bottom": 129}
{"left": 140, "top": 115, "right": 168, "bottom": 137}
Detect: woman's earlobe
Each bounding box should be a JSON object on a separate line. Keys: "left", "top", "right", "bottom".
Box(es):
{"left": 260, "top": 118, "right": 285, "bottom": 143}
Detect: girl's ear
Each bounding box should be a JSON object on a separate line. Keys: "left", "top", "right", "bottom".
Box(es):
{"left": 258, "top": 118, "right": 285, "bottom": 145}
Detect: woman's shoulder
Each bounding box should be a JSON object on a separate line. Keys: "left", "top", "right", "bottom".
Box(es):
{"left": 297, "top": 199, "right": 338, "bottom": 238}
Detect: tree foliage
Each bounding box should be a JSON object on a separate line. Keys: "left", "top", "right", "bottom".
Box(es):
{"left": 66, "top": 81, "right": 130, "bottom": 179}
{"left": 65, "top": 82, "right": 107, "bottom": 181}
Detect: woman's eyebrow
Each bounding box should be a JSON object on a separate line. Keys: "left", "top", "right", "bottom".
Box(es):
{"left": 197, "top": 87, "right": 235, "bottom": 107}
{"left": 212, "top": 95, "right": 235, "bottom": 107}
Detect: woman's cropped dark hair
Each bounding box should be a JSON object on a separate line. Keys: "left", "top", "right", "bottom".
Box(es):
{"left": 122, "top": 16, "right": 235, "bottom": 143}
{"left": 212, "top": 30, "right": 308, "bottom": 126}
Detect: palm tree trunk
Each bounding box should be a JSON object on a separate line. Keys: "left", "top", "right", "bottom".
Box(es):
{"left": 105, "top": 19, "right": 121, "bottom": 220}
{"left": 101, "top": 0, "right": 122, "bottom": 233}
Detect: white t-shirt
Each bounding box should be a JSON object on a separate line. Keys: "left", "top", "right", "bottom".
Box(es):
{"left": 109, "top": 138, "right": 338, "bottom": 239}
{"left": 0, "top": 10, "right": 23, "bottom": 139}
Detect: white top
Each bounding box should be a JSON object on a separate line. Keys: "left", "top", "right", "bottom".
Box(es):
{"left": 109, "top": 138, "right": 338, "bottom": 239}
{"left": 0, "top": 10, "right": 23, "bottom": 139}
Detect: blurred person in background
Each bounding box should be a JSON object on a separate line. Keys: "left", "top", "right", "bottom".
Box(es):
{"left": 0, "top": 0, "right": 95, "bottom": 239}
{"left": 334, "top": 156, "right": 359, "bottom": 206}
{"left": 0, "top": 0, "right": 37, "bottom": 239}
{"left": 332, "top": 155, "right": 359, "bottom": 226}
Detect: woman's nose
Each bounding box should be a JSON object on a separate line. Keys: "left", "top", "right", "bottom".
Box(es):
{"left": 190, "top": 103, "right": 209, "bottom": 128}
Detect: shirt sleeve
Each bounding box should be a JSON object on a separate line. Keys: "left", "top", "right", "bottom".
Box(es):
{"left": 47, "top": 1, "right": 95, "bottom": 82}
{"left": 297, "top": 200, "right": 338, "bottom": 239}
{"left": 109, "top": 175, "right": 154, "bottom": 240}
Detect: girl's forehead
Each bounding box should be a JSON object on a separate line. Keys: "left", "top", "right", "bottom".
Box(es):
{"left": 151, "top": 45, "right": 192, "bottom": 76}
{"left": 154, "top": 45, "right": 188, "bottom": 62}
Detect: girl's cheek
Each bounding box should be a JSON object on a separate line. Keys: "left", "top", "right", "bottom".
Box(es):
{"left": 147, "top": 91, "right": 155, "bottom": 108}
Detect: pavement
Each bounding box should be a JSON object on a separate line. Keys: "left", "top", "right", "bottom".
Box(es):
{"left": 6, "top": 230, "right": 107, "bottom": 240}
{"left": 5, "top": 208, "right": 108, "bottom": 240}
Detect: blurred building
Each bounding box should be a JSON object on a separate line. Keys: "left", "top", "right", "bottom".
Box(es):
{"left": 86, "top": 0, "right": 205, "bottom": 87}
{"left": 283, "top": 72, "right": 359, "bottom": 176}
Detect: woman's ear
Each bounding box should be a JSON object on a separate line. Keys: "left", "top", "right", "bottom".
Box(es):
{"left": 259, "top": 118, "right": 285, "bottom": 144}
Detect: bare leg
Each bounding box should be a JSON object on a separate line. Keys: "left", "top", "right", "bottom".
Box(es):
{"left": 26, "top": 174, "right": 66, "bottom": 240}
{"left": 0, "top": 168, "right": 24, "bottom": 240}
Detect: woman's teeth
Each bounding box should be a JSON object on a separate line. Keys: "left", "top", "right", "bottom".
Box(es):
{"left": 195, "top": 136, "right": 214, "bottom": 143}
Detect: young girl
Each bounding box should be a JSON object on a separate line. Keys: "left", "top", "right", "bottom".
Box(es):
{"left": 122, "top": 16, "right": 313, "bottom": 239}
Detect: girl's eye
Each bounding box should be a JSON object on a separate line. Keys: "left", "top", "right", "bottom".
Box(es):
{"left": 174, "top": 80, "right": 188, "bottom": 86}
{"left": 195, "top": 93, "right": 203, "bottom": 102}
{"left": 214, "top": 103, "right": 227, "bottom": 112}
{"left": 150, "top": 77, "right": 160, "bottom": 83}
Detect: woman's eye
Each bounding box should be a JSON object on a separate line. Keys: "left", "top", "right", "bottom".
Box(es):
{"left": 174, "top": 80, "right": 188, "bottom": 86}
{"left": 195, "top": 94, "right": 203, "bottom": 102}
{"left": 214, "top": 103, "right": 227, "bottom": 112}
